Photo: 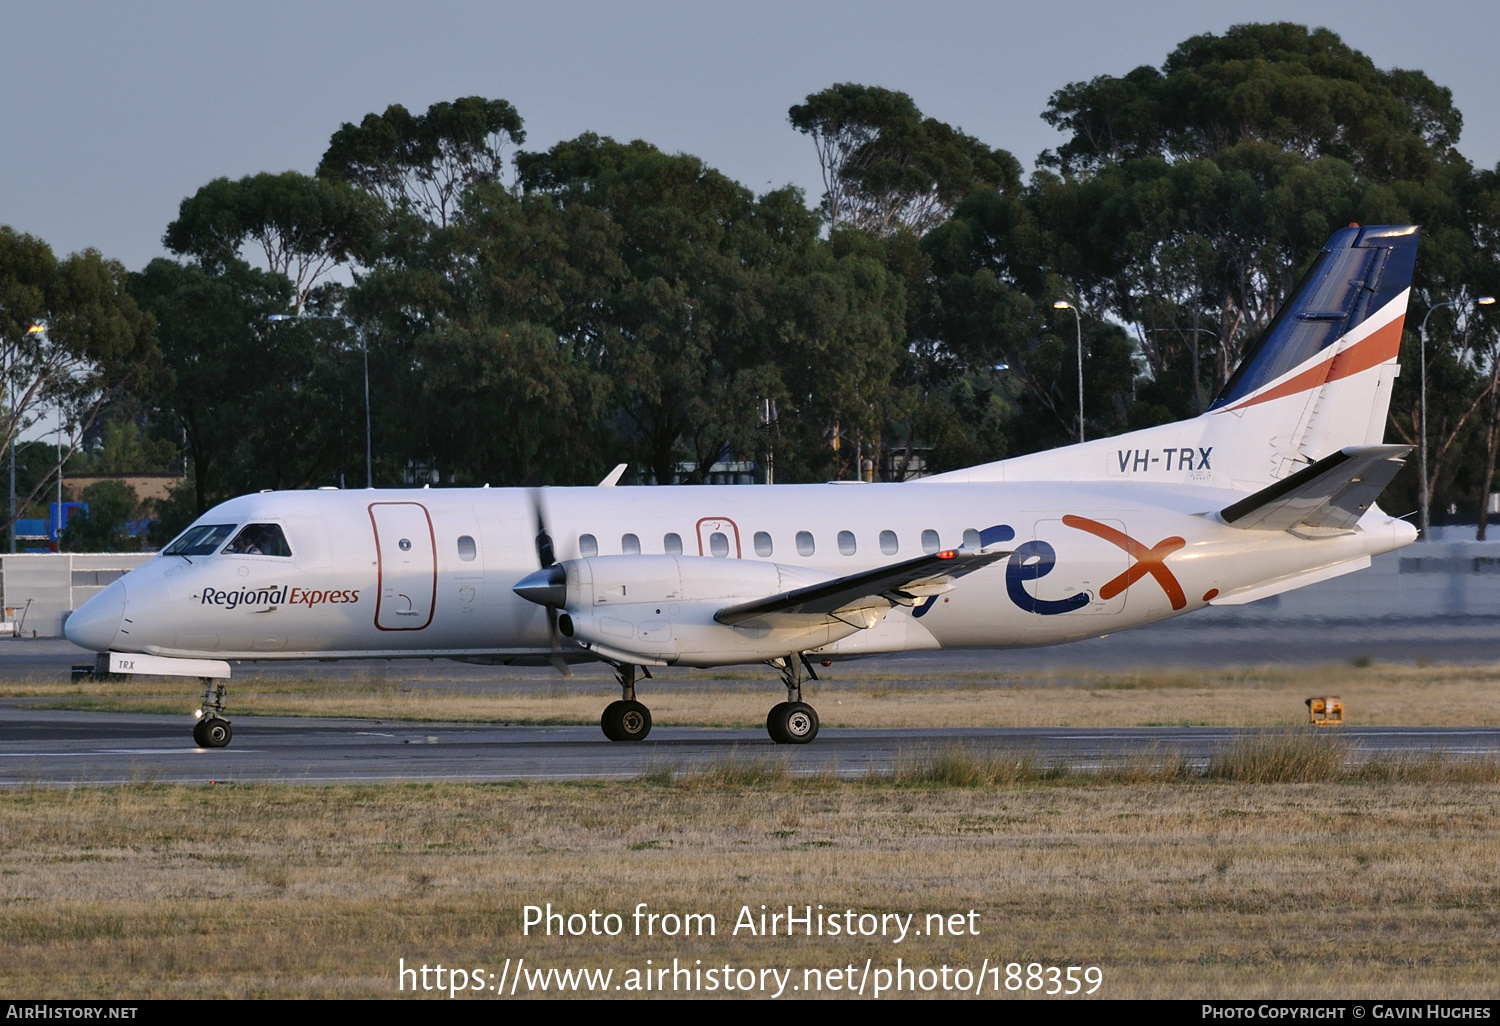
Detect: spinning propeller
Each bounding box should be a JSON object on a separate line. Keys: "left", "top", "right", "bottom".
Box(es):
{"left": 518, "top": 488, "right": 573, "bottom": 677}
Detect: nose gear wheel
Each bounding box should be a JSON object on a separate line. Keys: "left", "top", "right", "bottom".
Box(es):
{"left": 193, "top": 677, "right": 233, "bottom": 748}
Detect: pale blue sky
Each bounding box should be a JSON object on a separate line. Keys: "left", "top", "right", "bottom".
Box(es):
{"left": 5, "top": 0, "right": 1499, "bottom": 270}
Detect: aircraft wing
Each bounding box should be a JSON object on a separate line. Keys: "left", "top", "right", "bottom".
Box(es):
{"left": 1220, "top": 444, "right": 1411, "bottom": 534}
{"left": 715, "top": 549, "right": 1009, "bottom": 629}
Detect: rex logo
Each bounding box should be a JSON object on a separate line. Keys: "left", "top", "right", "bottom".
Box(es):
{"left": 1006, "top": 516, "right": 1187, "bottom": 615}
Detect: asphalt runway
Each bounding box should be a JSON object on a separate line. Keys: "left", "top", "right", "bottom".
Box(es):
{"left": 4, "top": 612, "right": 1499, "bottom": 785}
{"left": 2, "top": 706, "right": 1498, "bottom": 786}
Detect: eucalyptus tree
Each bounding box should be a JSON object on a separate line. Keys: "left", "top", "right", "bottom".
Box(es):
{"left": 131, "top": 257, "right": 356, "bottom": 511}
{"left": 789, "top": 84, "right": 1020, "bottom": 236}
{"left": 1, "top": 227, "right": 158, "bottom": 539}
{"left": 1035, "top": 23, "right": 1468, "bottom": 417}
{"left": 318, "top": 97, "right": 526, "bottom": 227}
{"left": 164, "top": 172, "right": 379, "bottom": 313}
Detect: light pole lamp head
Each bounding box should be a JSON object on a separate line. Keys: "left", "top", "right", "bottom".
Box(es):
{"left": 1052, "top": 300, "right": 1072, "bottom": 310}
{"left": 266, "top": 314, "right": 295, "bottom": 322}
{"left": 1479, "top": 296, "right": 1496, "bottom": 306}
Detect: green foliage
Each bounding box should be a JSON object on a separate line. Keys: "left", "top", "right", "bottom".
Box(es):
{"left": 130, "top": 257, "right": 357, "bottom": 512}
{"left": 790, "top": 83, "right": 1021, "bottom": 236}
{"left": 74, "top": 414, "right": 177, "bottom": 475}
{"left": 1, "top": 226, "right": 159, "bottom": 533}
{"left": 517, "top": 133, "right": 902, "bottom": 484}
{"left": 60, "top": 480, "right": 141, "bottom": 552}
{"left": 164, "top": 172, "right": 379, "bottom": 310}
{"left": 123, "top": 43, "right": 1500, "bottom": 511}
{"left": 1040, "top": 23, "right": 1460, "bottom": 177}
{"left": 7, "top": 441, "right": 87, "bottom": 521}
{"left": 147, "top": 479, "right": 200, "bottom": 547}
{"left": 318, "top": 97, "right": 525, "bottom": 227}
{"left": 1019, "top": 21, "right": 1476, "bottom": 458}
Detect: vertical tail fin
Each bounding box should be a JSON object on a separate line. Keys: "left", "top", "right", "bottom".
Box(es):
{"left": 920, "top": 225, "right": 1420, "bottom": 490}
{"left": 1210, "top": 225, "right": 1418, "bottom": 478}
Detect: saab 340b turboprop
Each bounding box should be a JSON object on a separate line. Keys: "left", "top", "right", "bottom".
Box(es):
{"left": 66, "top": 224, "right": 1422, "bottom": 747}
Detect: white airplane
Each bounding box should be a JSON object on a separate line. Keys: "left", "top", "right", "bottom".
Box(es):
{"left": 66, "top": 224, "right": 1421, "bottom": 747}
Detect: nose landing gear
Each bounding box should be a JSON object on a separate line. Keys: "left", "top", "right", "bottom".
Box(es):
{"left": 193, "top": 678, "right": 233, "bottom": 748}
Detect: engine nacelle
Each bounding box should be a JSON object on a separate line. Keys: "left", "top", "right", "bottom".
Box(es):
{"left": 549, "top": 555, "right": 864, "bottom": 667}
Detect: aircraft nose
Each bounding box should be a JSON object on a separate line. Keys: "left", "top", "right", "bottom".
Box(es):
{"left": 64, "top": 578, "right": 126, "bottom": 651}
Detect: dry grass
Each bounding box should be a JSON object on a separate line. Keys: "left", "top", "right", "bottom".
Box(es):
{"left": 7, "top": 660, "right": 1500, "bottom": 727}
{"left": 3, "top": 773, "right": 1498, "bottom": 999}
{"left": 882, "top": 747, "right": 1194, "bottom": 786}
{"left": 1201, "top": 730, "right": 1500, "bottom": 784}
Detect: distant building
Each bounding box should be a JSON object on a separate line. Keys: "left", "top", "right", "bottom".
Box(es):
{"left": 62, "top": 473, "right": 184, "bottom": 507}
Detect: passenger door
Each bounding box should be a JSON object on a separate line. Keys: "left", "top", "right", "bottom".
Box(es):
{"left": 369, "top": 502, "right": 437, "bottom": 630}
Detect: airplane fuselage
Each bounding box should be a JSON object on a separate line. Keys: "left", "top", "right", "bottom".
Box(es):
{"left": 66, "top": 480, "right": 1414, "bottom": 667}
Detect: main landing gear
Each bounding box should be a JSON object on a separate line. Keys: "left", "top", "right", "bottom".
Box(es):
{"left": 766, "top": 654, "right": 819, "bottom": 745}
{"left": 192, "top": 677, "right": 233, "bottom": 748}
{"left": 601, "top": 664, "right": 653, "bottom": 741}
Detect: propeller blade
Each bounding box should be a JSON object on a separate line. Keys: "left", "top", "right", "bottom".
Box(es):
{"left": 529, "top": 488, "right": 556, "bottom": 568}
{"left": 524, "top": 487, "right": 570, "bottom": 675}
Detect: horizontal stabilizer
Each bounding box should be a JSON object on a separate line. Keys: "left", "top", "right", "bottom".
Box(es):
{"left": 1220, "top": 445, "right": 1411, "bottom": 534}
{"left": 715, "top": 549, "right": 1009, "bottom": 628}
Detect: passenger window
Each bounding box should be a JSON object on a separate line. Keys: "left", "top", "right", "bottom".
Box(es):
{"left": 622, "top": 533, "right": 641, "bottom": 555}
{"left": 796, "top": 531, "right": 815, "bottom": 556}
{"left": 457, "top": 535, "right": 477, "bottom": 561}
{"left": 222, "top": 523, "right": 292, "bottom": 557}
{"left": 164, "top": 523, "right": 237, "bottom": 556}
{"left": 579, "top": 534, "right": 598, "bottom": 557}
{"left": 664, "top": 532, "right": 683, "bottom": 555}
{"left": 837, "top": 530, "right": 856, "bottom": 556}
{"left": 963, "top": 528, "right": 981, "bottom": 550}
{"left": 753, "top": 531, "right": 772, "bottom": 557}
{"left": 709, "top": 532, "right": 729, "bottom": 557}
{"left": 880, "top": 530, "right": 898, "bottom": 555}
{"left": 921, "top": 529, "right": 940, "bottom": 554}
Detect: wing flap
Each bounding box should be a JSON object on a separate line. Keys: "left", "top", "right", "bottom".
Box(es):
{"left": 1220, "top": 444, "right": 1410, "bottom": 534}
{"left": 715, "top": 549, "right": 1008, "bottom": 627}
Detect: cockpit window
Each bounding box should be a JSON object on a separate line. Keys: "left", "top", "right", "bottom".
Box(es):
{"left": 164, "top": 524, "right": 238, "bottom": 556}
{"left": 222, "top": 523, "right": 292, "bottom": 557}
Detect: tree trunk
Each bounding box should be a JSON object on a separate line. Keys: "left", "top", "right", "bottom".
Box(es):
{"left": 1479, "top": 360, "right": 1500, "bottom": 541}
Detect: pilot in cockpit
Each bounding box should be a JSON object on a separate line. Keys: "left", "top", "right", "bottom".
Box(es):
{"left": 222, "top": 523, "right": 292, "bottom": 557}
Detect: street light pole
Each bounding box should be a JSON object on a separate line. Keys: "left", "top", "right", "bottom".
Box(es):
{"left": 268, "top": 313, "right": 372, "bottom": 489}
{"left": 1418, "top": 296, "right": 1496, "bottom": 539}
{"left": 1054, "top": 300, "right": 1085, "bottom": 443}
{"left": 7, "top": 334, "right": 14, "bottom": 554}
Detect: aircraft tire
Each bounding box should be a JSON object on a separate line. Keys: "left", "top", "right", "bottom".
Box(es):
{"left": 765, "top": 702, "right": 791, "bottom": 743}
{"left": 194, "top": 718, "right": 232, "bottom": 748}
{"left": 602, "top": 700, "right": 651, "bottom": 742}
{"left": 767, "top": 702, "right": 818, "bottom": 745}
